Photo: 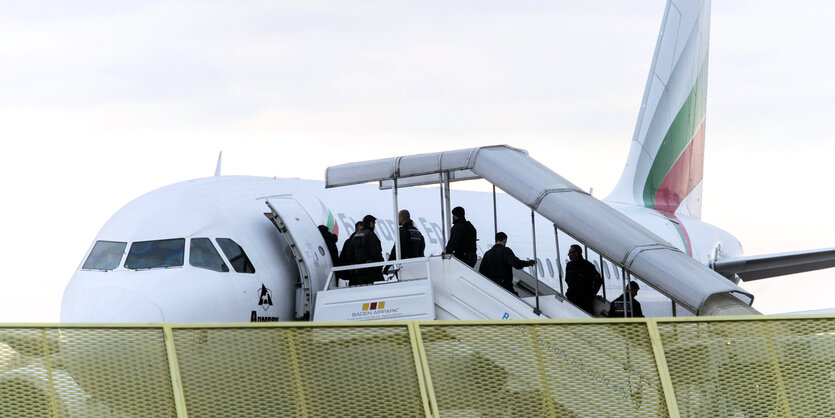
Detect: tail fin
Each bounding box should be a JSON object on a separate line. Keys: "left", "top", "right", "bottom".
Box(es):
{"left": 607, "top": 0, "right": 710, "bottom": 220}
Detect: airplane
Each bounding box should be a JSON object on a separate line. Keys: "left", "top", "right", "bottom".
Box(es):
{"left": 4, "top": 1, "right": 835, "bottom": 415}
{"left": 58, "top": 0, "right": 835, "bottom": 325}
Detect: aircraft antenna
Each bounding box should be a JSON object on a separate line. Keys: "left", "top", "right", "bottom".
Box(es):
{"left": 214, "top": 151, "right": 223, "bottom": 176}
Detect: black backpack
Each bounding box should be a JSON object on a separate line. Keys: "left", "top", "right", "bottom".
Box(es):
{"left": 351, "top": 230, "right": 371, "bottom": 263}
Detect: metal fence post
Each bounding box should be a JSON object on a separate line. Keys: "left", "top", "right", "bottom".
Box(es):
{"left": 411, "top": 322, "right": 440, "bottom": 417}
{"left": 163, "top": 325, "right": 189, "bottom": 418}
{"left": 408, "top": 322, "right": 435, "bottom": 418}
{"left": 646, "top": 319, "right": 680, "bottom": 417}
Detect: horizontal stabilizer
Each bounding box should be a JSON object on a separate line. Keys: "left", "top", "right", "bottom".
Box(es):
{"left": 712, "top": 247, "right": 835, "bottom": 281}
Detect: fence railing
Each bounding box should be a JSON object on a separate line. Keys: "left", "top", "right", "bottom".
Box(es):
{"left": 0, "top": 315, "right": 833, "bottom": 417}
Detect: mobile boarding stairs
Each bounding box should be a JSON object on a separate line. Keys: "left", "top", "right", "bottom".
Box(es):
{"left": 313, "top": 145, "right": 758, "bottom": 321}
{"left": 314, "top": 255, "right": 589, "bottom": 321}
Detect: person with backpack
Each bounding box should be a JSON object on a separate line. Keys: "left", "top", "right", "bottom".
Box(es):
{"left": 349, "top": 215, "right": 384, "bottom": 285}
{"left": 384, "top": 210, "right": 425, "bottom": 274}
{"left": 337, "top": 221, "right": 364, "bottom": 286}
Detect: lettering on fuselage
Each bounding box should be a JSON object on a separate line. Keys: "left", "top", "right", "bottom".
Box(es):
{"left": 250, "top": 311, "right": 279, "bottom": 322}
{"left": 336, "top": 211, "right": 444, "bottom": 249}
{"left": 419, "top": 217, "right": 438, "bottom": 244}
{"left": 337, "top": 212, "right": 357, "bottom": 235}
{"left": 376, "top": 219, "right": 393, "bottom": 240}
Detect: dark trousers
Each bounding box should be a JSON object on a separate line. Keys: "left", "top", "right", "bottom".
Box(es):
{"left": 455, "top": 252, "right": 477, "bottom": 268}
{"left": 566, "top": 291, "right": 595, "bottom": 316}
{"left": 501, "top": 280, "right": 519, "bottom": 297}
{"left": 355, "top": 267, "right": 383, "bottom": 285}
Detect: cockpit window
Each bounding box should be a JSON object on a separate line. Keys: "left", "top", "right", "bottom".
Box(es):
{"left": 216, "top": 238, "right": 256, "bottom": 273}
{"left": 190, "top": 238, "right": 229, "bottom": 272}
{"left": 82, "top": 240, "right": 127, "bottom": 271}
{"left": 125, "top": 239, "right": 185, "bottom": 270}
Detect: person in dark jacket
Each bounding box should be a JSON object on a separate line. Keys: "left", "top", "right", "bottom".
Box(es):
{"left": 349, "top": 215, "right": 384, "bottom": 285}
{"left": 445, "top": 206, "right": 477, "bottom": 267}
{"left": 479, "top": 232, "right": 535, "bottom": 296}
{"left": 384, "top": 210, "right": 425, "bottom": 274}
{"left": 318, "top": 225, "right": 339, "bottom": 266}
{"left": 565, "top": 244, "right": 603, "bottom": 315}
{"left": 608, "top": 281, "right": 644, "bottom": 318}
{"left": 337, "top": 221, "right": 364, "bottom": 285}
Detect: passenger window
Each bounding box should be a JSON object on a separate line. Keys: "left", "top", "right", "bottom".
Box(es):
{"left": 125, "top": 239, "right": 185, "bottom": 270}
{"left": 190, "top": 238, "right": 229, "bottom": 272}
{"left": 546, "top": 258, "right": 554, "bottom": 278}
{"left": 216, "top": 238, "right": 256, "bottom": 273}
{"left": 82, "top": 240, "right": 127, "bottom": 271}
{"left": 602, "top": 260, "right": 611, "bottom": 281}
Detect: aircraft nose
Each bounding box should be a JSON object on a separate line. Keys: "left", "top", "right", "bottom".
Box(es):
{"left": 61, "top": 287, "right": 166, "bottom": 323}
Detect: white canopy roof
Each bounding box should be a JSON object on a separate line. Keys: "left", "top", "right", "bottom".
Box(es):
{"left": 325, "top": 145, "right": 524, "bottom": 189}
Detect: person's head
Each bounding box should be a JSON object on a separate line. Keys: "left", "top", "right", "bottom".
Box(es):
{"left": 451, "top": 206, "right": 465, "bottom": 221}
{"left": 398, "top": 209, "right": 411, "bottom": 225}
{"left": 362, "top": 214, "right": 377, "bottom": 230}
{"left": 495, "top": 232, "right": 508, "bottom": 245}
{"left": 627, "top": 281, "right": 640, "bottom": 297}
{"left": 568, "top": 244, "right": 583, "bottom": 261}
{"left": 354, "top": 221, "right": 364, "bottom": 233}
{"left": 317, "top": 225, "right": 330, "bottom": 234}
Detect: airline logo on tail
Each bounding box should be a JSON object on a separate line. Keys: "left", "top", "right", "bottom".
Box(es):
{"left": 643, "top": 59, "right": 707, "bottom": 217}
{"left": 608, "top": 0, "right": 711, "bottom": 255}
{"left": 643, "top": 58, "right": 708, "bottom": 255}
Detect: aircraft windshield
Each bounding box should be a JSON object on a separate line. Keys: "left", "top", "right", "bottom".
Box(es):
{"left": 216, "top": 238, "right": 255, "bottom": 273}
{"left": 82, "top": 240, "right": 127, "bottom": 271}
{"left": 125, "top": 239, "right": 185, "bottom": 270}
{"left": 190, "top": 238, "right": 229, "bottom": 272}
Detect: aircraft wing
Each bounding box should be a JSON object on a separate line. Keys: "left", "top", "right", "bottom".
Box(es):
{"left": 712, "top": 247, "right": 835, "bottom": 281}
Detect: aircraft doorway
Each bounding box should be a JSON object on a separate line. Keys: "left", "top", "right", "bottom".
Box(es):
{"left": 264, "top": 197, "right": 332, "bottom": 320}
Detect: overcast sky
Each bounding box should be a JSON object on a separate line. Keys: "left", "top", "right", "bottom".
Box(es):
{"left": 0, "top": 1, "right": 833, "bottom": 321}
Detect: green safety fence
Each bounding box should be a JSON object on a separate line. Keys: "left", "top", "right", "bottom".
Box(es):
{"left": 0, "top": 315, "right": 833, "bottom": 417}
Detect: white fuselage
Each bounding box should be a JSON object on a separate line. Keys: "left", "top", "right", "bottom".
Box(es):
{"left": 61, "top": 175, "right": 743, "bottom": 322}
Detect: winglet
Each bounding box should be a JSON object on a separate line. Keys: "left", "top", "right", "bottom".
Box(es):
{"left": 214, "top": 151, "right": 223, "bottom": 176}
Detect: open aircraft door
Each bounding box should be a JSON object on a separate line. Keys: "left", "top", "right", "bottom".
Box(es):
{"left": 264, "top": 198, "right": 332, "bottom": 319}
